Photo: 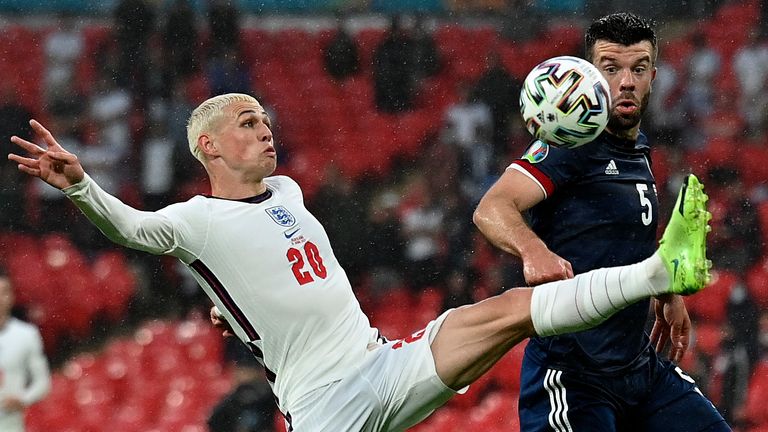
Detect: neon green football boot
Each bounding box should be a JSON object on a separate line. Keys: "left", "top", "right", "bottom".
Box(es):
{"left": 658, "top": 174, "right": 713, "bottom": 295}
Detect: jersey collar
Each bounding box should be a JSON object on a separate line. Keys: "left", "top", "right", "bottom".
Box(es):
{"left": 204, "top": 189, "right": 273, "bottom": 204}
{"left": 603, "top": 130, "right": 650, "bottom": 153}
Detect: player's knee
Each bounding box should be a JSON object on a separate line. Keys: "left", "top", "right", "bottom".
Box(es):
{"left": 495, "top": 288, "right": 536, "bottom": 339}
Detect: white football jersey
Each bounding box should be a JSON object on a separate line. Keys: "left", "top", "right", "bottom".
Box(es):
{"left": 65, "top": 175, "right": 379, "bottom": 414}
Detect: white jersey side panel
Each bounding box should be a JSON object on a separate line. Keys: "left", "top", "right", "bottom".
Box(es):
{"left": 158, "top": 176, "right": 378, "bottom": 413}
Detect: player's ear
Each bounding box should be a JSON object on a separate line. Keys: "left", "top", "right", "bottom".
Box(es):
{"left": 198, "top": 134, "right": 218, "bottom": 157}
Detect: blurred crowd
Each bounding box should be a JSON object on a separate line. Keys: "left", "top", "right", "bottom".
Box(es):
{"left": 0, "top": 0, "right": 767, "bottom": 430}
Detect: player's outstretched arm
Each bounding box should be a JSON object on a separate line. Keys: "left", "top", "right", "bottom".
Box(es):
{"left": 8, "top": 120, "right": 84, "bottom": 190}
{"left": 9, "top": 120, "right": 179, "bottom": 256}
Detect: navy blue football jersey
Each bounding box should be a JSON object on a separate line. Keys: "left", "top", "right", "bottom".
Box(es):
{"left": 512, "top": 131, "right": 658, "bottom": 373}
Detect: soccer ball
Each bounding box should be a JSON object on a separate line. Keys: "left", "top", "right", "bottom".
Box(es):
{"left": 519, "top": 55, "right": 611, "bottom": 149}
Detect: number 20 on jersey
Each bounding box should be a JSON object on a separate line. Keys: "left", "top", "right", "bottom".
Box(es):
{"left": 287, "top": 241, "right": 327, "bottom": 285}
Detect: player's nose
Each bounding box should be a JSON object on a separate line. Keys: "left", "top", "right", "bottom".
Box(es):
{"left": 258, "top": 123, "right": 273, "bottom": 142}
{"left": 618, "top": 69, "right": 636, "bottom": 91}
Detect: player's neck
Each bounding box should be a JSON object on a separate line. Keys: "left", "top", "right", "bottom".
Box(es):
{"left": 206, "top": 163, "right": 271, "bottom": 199}
{"left": 0, "top": 314, "right": 10, "bottom": 329}
{"left": 606, "top": 125, "right": 640, "bottom": 141}
{"left": 209, "top": 174, "right": 268, "bottom": 200}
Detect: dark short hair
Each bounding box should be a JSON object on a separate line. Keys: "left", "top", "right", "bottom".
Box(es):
{"left": 585, "top": 13, "right": 658, "bottom": 62}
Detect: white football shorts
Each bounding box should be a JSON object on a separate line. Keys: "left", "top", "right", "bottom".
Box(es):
{"left": 285, "top": 309, "right": 465, "bottom": 431}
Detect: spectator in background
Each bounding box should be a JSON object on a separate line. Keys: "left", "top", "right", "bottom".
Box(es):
{"left": 207, "top": 47, "right": 252, "bottom": 96}
{"left": 0, "top": 269, "right": 51, "bottom": 432}
{"left": 646, "top": 59, "right": 684, "bottom": 147}
{"left": 113, "top": 0, "right": 155, "bottom": 103}
{"left": 399, "top": 172, "right": 446, "bottom": 290}
{"left": 0, "top": 85, "right": 32, "bottom": 232}
{"left": 759, "top": 310, "right": 768, "bottom": 358}
{"left": 141, "top": 114, "right": 176, "bottom": 211}
{"left": 309, "top": 165, "right": 367, "bottom": 282}
{"left": 472, "top": 53, "right": 520, "bottom": 158}
{"left": 733, "top": 28, "right": 768, "bottom": 131}
{"left": 441, "top": 268, "right": 474, "bottom": 311}
{"left": 43, "top": 12, "right": 84, "bottom": 104}
{"left": 160, "top": 0, "right": 200, "bottom": 99}
{"left": 323, "top": 15, "right": 360, "bottom": 81}
{"left": 706, "top": 167, "right": 762, "bottom": 273}
{"left": 709, "top": 282, "right": 760, "bottom": 427}
{"left": 362, "top": 189, "right": 405, "bottom": 297}
{"left": 207, "top": 0, "right": 242, "bottom": 58}
{"left": 410, "top": 14, "right": 441, "bottom": 81}
{"left": 208, "top": 341, "right": 276, "bottom": 432}
{"left": 373, "top": 15, "right": 416, "bottom": 113}
{"left": 164, "top": 81, "right": 207, "bottom": 193}
{"left": 679, "top": 31, "right": 720, "bottom": 149}
{"left": 441, "top": 82, "right": 493, "bottom": 202}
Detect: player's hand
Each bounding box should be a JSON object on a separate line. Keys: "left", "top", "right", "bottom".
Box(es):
{"left": 7, "top": 119, "right": 85, "bottom": 190}
{"left": 1, "top": 396, "right": 25, "bottom": 412}
{"left": 650, "top": 294, "right": 691, "bottom": 363}
{"left": 522, "top": 247, "right": 573, "bottom": 285}
{"left": 210, "top": 306, "right": 235, "bottom": 338}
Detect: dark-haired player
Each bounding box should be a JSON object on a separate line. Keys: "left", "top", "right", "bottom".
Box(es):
{"left": 474, "top": 12, "right": 731, "bottom": 432}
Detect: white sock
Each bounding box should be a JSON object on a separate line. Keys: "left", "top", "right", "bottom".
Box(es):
{"left": 530, "top": 253, "right": 669, "bottom": 337}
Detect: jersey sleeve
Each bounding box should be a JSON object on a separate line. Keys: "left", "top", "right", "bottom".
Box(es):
{"left": 63, "top": 173, "right": 204, "bottom": 262}
{"left": 508, "top": 140, "right": 585, "bottom": 198}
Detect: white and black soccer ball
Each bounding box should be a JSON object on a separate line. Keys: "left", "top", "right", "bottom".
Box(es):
{"left": 519, "top": 55, "right": 611, "bottom": 149}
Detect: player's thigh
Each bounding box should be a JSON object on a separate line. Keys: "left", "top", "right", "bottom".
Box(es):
{"left": 640, "top": 360, "right": 730, "bottom": 432}
{"left": 430, "top": 288, "right": 535, "bottom": 388}
{"left": 362, "top": 311, "right": 461, "bottom": 431}
{"left": 519, "top": 360, "right": 618, "bottom": 432}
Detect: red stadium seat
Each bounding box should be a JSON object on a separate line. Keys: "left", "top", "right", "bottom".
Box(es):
{"left": 743, "top": 360, "right": 768, "bottom": 427}
{"left": 746, "top": 256, "right": 768, "bottom": 309}
{"left": 462, "top": 391, "right": 519, "bottom": 430}
{"left": 684, "top": 269, "right": 738, "bottom": 324}
{"left": 692, "top": 322, "right": 723, "bottom": 358}
{"left": 92, "top": 251, "right": 136, "bottom": 321}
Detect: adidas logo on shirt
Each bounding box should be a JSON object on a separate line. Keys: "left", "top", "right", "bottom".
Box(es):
{"left": 605, "top": 160, "right": 619, "bottom": 175}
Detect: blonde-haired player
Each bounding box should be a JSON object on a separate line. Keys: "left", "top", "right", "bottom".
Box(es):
{"left": 9, "top": 93, "right": 711, "bottom": 431}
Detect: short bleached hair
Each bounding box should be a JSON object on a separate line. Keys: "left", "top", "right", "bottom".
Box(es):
{"left": 187, "top": 93, "right": 260, "bottom": 162}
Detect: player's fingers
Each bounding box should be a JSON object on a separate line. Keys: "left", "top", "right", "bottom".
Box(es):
{"left": 670, "top": 339, "right": 685, "bottom": 362}
{"left": 29, "top": 119, "right": 63, "bottom": 150}
{"left": 649, "top": 321, "right": 661, "bottom": 345}
{"left": 563, "top": 261, "right": 574, "bottom": 279}
{"left": 10, "top": 135, "right": 45, "bottom": 155}
{"left": 47, "top": 151, "right": 76, "bottom": 162}
{"left": 655, "top": 336, "right": 664, "bottom": 353}
{"left": 8, "top": 153, "right": 39, "bottom": 167}
{"left": 16, "top": 163, "right": 41, "bottom": 177}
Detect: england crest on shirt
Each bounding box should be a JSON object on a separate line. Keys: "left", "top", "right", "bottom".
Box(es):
{"left": 266, "top": 206, "right": 296, "bottom": 227}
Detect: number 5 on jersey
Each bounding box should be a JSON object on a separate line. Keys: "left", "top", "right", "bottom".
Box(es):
{"left": 287, "top": 241, "right": 327, "bottom": 285}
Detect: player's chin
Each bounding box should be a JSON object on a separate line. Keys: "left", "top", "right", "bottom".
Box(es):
{"left": 261, "top": 158, "right": 278, "bottom": 174}
{"left": 608, "top": 111, "right": 641, "bottom": 131}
